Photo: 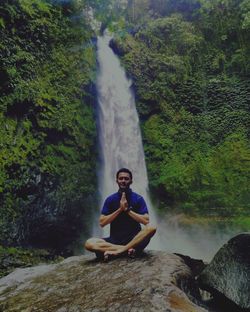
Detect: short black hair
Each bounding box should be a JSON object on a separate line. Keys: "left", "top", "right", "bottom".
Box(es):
{"left": 116, "top": 168, "right": 133, "bottom": 180}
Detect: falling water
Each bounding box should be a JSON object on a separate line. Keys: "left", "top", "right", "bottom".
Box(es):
{"left": 95, "top": 34, "right": 161, "bottom": 249}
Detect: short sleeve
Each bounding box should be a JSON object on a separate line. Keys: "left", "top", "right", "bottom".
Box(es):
{"left": 137, "top": 196, "right": 149, "bottom": 214}
{"left": 101, "top": 197, "right": 111, "bottom": 215}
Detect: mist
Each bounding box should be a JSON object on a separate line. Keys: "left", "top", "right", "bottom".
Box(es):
{"left": 148, "top": 213, "right": 241, "bottom": 261}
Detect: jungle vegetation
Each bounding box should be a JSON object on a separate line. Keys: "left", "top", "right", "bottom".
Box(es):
{"left": 0, "top": 0, "right": 97, "bottom": 251}
{"left": 0, "top": 0, "right": 249, "bottom": 259}
{"left": 110, "top": 0, "right": 250, "bottom": 217}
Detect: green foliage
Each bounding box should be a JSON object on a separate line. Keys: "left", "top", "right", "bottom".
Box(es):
{"left": 113, "top": 0, "right": 250, "bottom": 216}
{"left": 0, "top": 0, "right": 97, "bottom": 247}
{"left": 241, "top": 0, "right": 250, "bottom": 29}
{"left": 85, "top": 0, "right": 127, "bottom": 31}
{"left": 0, "top": 245, "right": 63, "bottom": 277}
{"left": 231, "top": 216, "right": 250, "bottom": 230}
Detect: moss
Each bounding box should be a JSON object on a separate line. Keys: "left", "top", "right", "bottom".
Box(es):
{"left": 0, "top": 245, "right": 63, "bottom": 278}
{"left": 0, "top": 1, "right": 97, "bottom": 251}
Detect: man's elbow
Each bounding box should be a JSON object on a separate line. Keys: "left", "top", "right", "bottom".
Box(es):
{"left": 144, "top": 218, "right": 150, "bottom": 225}
{"left": 99, "top": 218, "right": 105, "bottom": 228}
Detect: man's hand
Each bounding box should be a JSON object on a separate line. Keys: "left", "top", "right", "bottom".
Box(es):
{"left": 120, "top": 192, "right": 128, "bottom": 211}
{"left": 99, "top": 192, "right": 128, "bottom": 227}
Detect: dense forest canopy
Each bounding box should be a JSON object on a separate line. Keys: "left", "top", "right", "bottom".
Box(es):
{"left": 0, "top": 0, "right": 249, "bottom": 258}
{"left": 0, "top": 0, "right": 97, "bottom": 252}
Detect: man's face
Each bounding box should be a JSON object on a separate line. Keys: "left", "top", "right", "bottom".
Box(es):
{"left": 116, "top": 172, "right": 132, "bottom": 190}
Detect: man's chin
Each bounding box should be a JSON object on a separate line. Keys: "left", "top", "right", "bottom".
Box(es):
{"left": 119, "top": 186, "right": 128, "bottom": 191}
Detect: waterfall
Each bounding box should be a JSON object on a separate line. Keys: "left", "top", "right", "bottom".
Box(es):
{"left": 95, "top": 34, "right": 161, "bottom": 250}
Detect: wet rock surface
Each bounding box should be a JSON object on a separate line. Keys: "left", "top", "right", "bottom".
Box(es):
{"left": 0, "top": 251, "right": 207, "bottom": 312}
{"left": 198, "top": 233, "right": 250, "bottom": 310}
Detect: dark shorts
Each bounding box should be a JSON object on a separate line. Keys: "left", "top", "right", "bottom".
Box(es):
{"left": 103, "top": 236, "right": 132, "bottom": 245}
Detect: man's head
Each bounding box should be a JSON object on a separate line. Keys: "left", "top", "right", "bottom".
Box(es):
{"left": 116, "top": 168, "right": 133, "bottom": 191}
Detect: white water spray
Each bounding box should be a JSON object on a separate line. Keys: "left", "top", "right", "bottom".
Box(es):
{"left": 95, "top": 34, "right": 161, "bottom": 249}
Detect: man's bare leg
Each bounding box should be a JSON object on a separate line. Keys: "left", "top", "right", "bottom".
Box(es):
{"left": 104, "top": 225, "right": 156, "bottom": 257}
{"left": 85, "top": 238, "right": 124, "bottom": 254}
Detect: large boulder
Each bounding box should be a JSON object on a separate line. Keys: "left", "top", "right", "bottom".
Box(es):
{"left": 198, "top": 232, "right": 250, "bottom": 310}
{"left": 0, "top": 251, "right": 207, "bottom": 312}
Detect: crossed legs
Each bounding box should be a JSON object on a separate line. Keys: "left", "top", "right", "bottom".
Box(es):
{"left": 85, "top": 225, "right": 156, "bottom": 259}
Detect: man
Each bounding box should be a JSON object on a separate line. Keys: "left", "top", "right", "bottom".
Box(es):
{"left": 85, "top": 168, "right": 156, "bottom": 260}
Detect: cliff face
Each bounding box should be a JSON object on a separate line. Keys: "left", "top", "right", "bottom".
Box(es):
{"left": 0, "top": 251, "right": 207, "bottom": 312}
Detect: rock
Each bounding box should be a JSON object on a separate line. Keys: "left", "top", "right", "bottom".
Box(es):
{"left": 109, "top": 38, "right": 126, "bottom": 56}
{"left": 1, "top": 166, "right": 95, "bottom": 255}
{"left": 174, "top": 253, "right": 206, "bottom": 276}
{"left": 198, "top": 232, "right": 250, "bottom": 310}
{"left": 16, "top": 170, "right": 93, "bottom": 255}
{"left": 0, "top": 251, "right": 207, "bottom": 312}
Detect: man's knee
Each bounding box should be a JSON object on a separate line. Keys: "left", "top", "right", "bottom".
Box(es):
{"left": 84, "top": 238, "right": 106, "bottom": 251}
{"left": 145, "top": 225, "right": 157, "bottom": 237}
{"left": 84, "top": 238, "right": 95, "bottom": 251}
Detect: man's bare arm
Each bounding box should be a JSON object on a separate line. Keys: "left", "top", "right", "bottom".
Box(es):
{"left": 99, "top": 209, "right": 122, "bottom": 227}
{"left": 99, "top": 192, "right": 128, "bottom": 227}
{"left": 126, "top": 211, "right": 149, "bottom": 225}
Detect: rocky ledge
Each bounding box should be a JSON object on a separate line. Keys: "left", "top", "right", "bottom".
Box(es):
{"left": 0, "top": 251, "right": 207, "bottom": 312}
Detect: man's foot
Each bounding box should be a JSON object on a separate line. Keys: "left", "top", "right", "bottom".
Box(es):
{"left": 103, "top": 247, "right": 126, "bottom": 262}
{"left": 103, "top": 252, "right": 115, "bottom": 262}
{"left": 128, "top": 248, "right": 136, "bottom": 258}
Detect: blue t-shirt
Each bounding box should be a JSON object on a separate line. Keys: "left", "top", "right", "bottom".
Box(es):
{"left": 101, "top": 189, "right": 148, "bottom": 244}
